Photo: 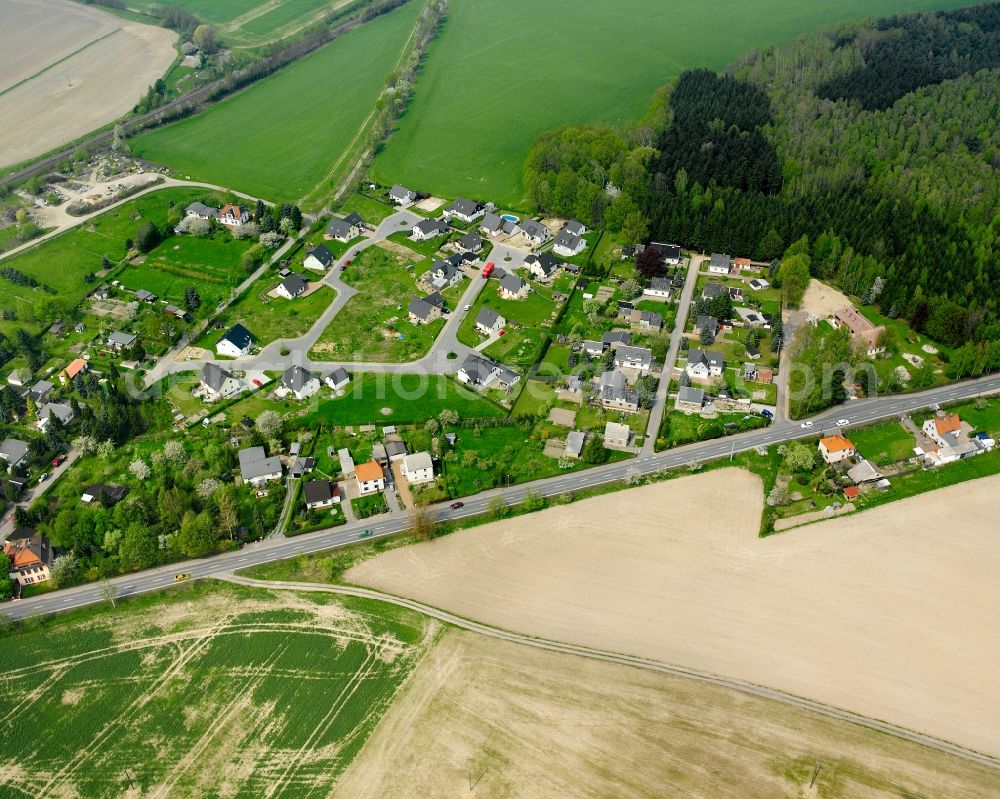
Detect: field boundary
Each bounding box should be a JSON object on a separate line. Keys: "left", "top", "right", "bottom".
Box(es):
{"left": 220, "top": 573, "right": 1000, "bottom": 771}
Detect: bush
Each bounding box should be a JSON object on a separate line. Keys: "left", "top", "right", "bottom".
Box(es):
{"left": 135, "top": 221, "right": 161, "bottom": 253}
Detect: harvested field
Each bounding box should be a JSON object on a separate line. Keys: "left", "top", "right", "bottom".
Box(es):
{"left": 348, "top": 469, "right": 1000, "bottom": 755}
{"left": 337, "top": 629, "right": 1000, "bottom": 798}
{"left": 800, "top": 278, "right": 854, "bottom": 319}
{"left": 0, "top": 0, "right": 176, "bottom": 167}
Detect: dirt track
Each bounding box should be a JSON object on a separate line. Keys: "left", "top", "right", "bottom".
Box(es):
{"left": 347, "top": 469, "right": 1000, "bottom": 755}
{"left": 0, "top": 0, "right": 176, "bottom": 167}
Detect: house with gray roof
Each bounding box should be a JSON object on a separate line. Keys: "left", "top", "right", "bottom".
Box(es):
{"left": 604, "top": 421, "right": 632, "bottom": 448}
{"left": 324, "top": 216, "right": 360, "bottom": 243}
{"left": 324, "top": 368, "right": 350, "bottom": 391}
{"left": 524, "top": 252, "right": 561, "bottom": 281}
{"left": 408, "top": 295, "right": 443, "bottom": 325}
{"left": 598, "top": 370, "right": 626, "bottom": 392}
{"left": 602, "top": 330, "right": 632, "bottom": 348}
{"left": 276, "top": 273, "right": 308, "bottom": 300}
{"left": 457, "top": 231, "right": 483, "bottom": 253}
{"left": 199, "top": 363, "right": 243, "bottom": 401}
{"left": 185, "top": 202, "right": 219, "bottom": 220}
{"left": 430, "top": 260, "right": 463, "bottom": 289}
{"left": 601, "top": 384, "right": 640, "bottom": 413}
{"left": 36, "top": 402, "right": 74, "bottom": 430}
{"left": 643, "top": 277, "right": 672, "bottom": 299}
{"left": 401, "top": 451, "right": 434, "bottom": 484}
{"left": 475, "top": 306, "right": 505, "bottom": 335}
{"left": 553, "top": 229, "right": 585, "bottom": 257}
{"left": 0, "top": 438, "right": 29, "bottom": 468}
{"left": 106, "top": 331, "right": 137, "bottom": 352}
{"left": 702, "top": 282, "right": 726, "bottom": 300}
{"left": 685, "top": 348, "right": 725, "bottom": 380}
{"left": 708, "top": 252, "right": 732, "bottom": 274}
{"left": 456, "top": 354, "right": 520, "bottom": 391}
{"left": 695, "top": 314, "right": 719, "bottom": 340}
{"left": 564, "top": 430, "right": 586, "bottom": 458}
{"left": 676, "top": 386, "right": 706, "bottom": 412}
{"left": 614, "top": 345, "right": 653, "bottom": 371}
{"left": 498, "top": 272, "right": 529, "bottom": 299}
{"left": 280, "top": 366, "right": 320, "bottom": 400}
{"left": 217, "top": 323, "right": 254, "bottom": 358}
{"left": 582, "top": 339, "right": 604, "bottom": 357}
{"left": 443, "top": 198, "right": 483, "bottom": 223}
{"left": 563, "top": 220, "right": 586, "bottom": 237}
{"left": 304, "top": 243, "right": 335, "bottom": 271}
{"left": 28, "top": 379, "right": 54, "bottom": 404}
{"left": 238, "top": 446, "right": 283, "bottom": 487}
{"left": 479, "top": 212, "right": 504, "bottom": 237}
{"left": 389, "top": 184, "right": 416, "bottom": 205}
{"left": 519, "top": 218, "right": 551, "bottom": 247}
{"left": 411, "top": 218, "right": 449, "bottom": 241}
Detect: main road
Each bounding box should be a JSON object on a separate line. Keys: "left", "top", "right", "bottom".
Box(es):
{"left": 7, "top": 371, "right": 999, "bottom": 624}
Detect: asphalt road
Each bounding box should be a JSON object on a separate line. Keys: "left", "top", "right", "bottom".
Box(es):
{"left": 8, "top": 371, "right": 1000, "bottom": 624}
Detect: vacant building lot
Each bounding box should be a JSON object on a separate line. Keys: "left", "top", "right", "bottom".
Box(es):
{"left": 348, "top": 469, "right": 1000, "bottom": 756}
{"left": 0, "top": 0, "right": 175, "bottom": 167}
{"left": 336, "top": 629, "right": 1000, "bottom": 798}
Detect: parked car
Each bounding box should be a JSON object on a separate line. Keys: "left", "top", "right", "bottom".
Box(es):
{"left": 38, "top": 472, "right": 49, "bottom": 482}
{"left": 52, "top": 454, "right": 67, "bottom": 467}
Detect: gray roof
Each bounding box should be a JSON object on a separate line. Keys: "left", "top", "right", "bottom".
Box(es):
{"left": 408, "top": 296, "right": 436, "bottom": 321}
{"left": 446, "top": 198, "right": 480, "bottom": 217}
{"left": 848, "top": 460, "right": 882, "bottom": 484}
{"left": 39, "top": 402, "right": 73, "bottom": 424}
{"left": 107, "top": 331, "right": 136, "bottom": 348}
{"left": 200, "top": 362, "right": 236, "bottom": 393}
{"left": 281, "top": 365, "right": 317, "bottom": 392}
{"left": 696, "top": 314, "right": 719, "bottom": 333}
{"left": 564, "top": 220, "right": 585, "bottom": 236}
{"left": 280, "top": 274, "right": 308, "bottom": 297}
{"left": 687, "top": 348, "right": 725, "bottom": 369}
{"left": 499, "top": 273, "right": 526, "bottom": 294}
{"left": 476, "top": 306, "right": 502, "bottom": 328}
{"left": 640, "top": 310, "right": 663, "bottom": 327}
{"left": 414, "top": 218, "right": 447, "bottom": 236}
{"left": 702, "top": 282, "right": 725, "bottom": 298}
{"left": 678, "top": 386, "right": 705, "bottom": 405}
{"left": 307, "top": 244, "right": 334, "bottom": 266}
{"left": 525, "top": 252, "right": 560, "bottom": 276}
{"left": 221, "top": 323, "right": 253, "bottom": 351}
{"left": 602, "top": 385, "right": 640, "bottom": 406}
{"left": 480, "top": 212, "right": 503, "bottom": 232}
{"left": 565, "top": 430, "right": 586, "bottom": 455}
{"left": 0, "top": 438, "right": 29, "bottom": 464}
{"left": 326, "top": 367, "right": 349, "bottom": 385}
{"left": 649, "top": 277, "right": 671, "bottom": 291}
{"left": 602, "top": 330, "right": 632, "bottom": 346}
{"left": 433, "top": 260, "right": 459, "bottom": 280}
{"left": 459, "top": 353, "right": 494, "bottom": 384}
{"left": 238, "top": 446, "right": 282, "bottom": 481}
{"left": 30, "top": 379, "right": 54, "bottom": 398}
{"left": 303, "top": 479, "right": 335, "bottom": 504}
{"left": 710, "top": 252, "right": 732, "bottom": 270}
{"left": 389, "top": 184, "right": 414, "bottom": 201}
{"left": 404, "top": 451, "right": 433, "bottom": 472}
{"left": 324, "top": 217, "right": 355, "bottom": 239}
{"left": 554, "top": 229, "right": 582, "bottom": 251}
{"left": 458, "top": 231, "right": 482, "bottom": 250}
{"left": 186, "top": 201, "right": 217, "bottom": 218}
{"left": 520, "top": 219, "right": 548, "bottom": 239}
{"left": 615, "top": 345, "right": 653, "bottom": 368}
{"left": 599, "top": 370, "right": 626, "bottom": 391}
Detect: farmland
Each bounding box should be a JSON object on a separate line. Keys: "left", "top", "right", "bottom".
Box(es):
{"left": 0, "top": 580, "right": 433, "bottom": 798}
{"left": 335, "top": 629, "right": 1000, "bottom": 799}
{"left": 132, "top": 1, "right": 423, "bottom": 202}
{"left": 369, "top": 0, "right": 967, "bottom": 206}
{"left": 347, "top": 468, "right": 1000, "bottom": 755}
{"left": 0, "top": 187, "right": 240, "bottom": 335}
{"left": 0, "top": 0, "right": 175, "bottom": 168}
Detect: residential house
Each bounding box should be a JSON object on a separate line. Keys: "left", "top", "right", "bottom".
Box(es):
{"left": 708, "top": 253, "right": 732, "bottom": 275}
{"left": 524, "top": 252, "right": 561, "bottom": 281}
{"left": 408, "top": 295, "right": 443, "bottom": 325}
{"left": 304, "top": 244, "right": 335, "bottom": 271}
{"left": 217, "top": 324, "right": 254, "bottom": 358}
{"left": 0, "top": 438, "right": 29, "bottom": 469}
{"left": 614, "top": 345, "right": 653, "bottom": 371}
{"left": 695, "top": 314, "right": 719, "bottom": 341}
{"left": 746, "top": 344, "right": 761, "bottom": 360}
{"left": 818, "top": 435, "right": 857, "bottom": 465}
{"left": 401, "top": 451, "right": 434, "bottom": 484}
{"left": 653, "top": 242, "right": 682, "bottom": 265}
{"left": 831, "top": 307, "right": 885, "bottom": 357}
{"left": 598, "top": 370, "right": 627, "bottom": 393}
{"left": 604, "top": 421, "right": 632, "bottom": 448}
{"left": 81, "top": 483, "right": 128, "bottom": 504}
{"left": 637, "top": 310, "right": 663, "bottom": 331}
{"left": 372, "top": 440, "right": 407, "bottom": 464}
{"left": 303, "top": 480, "right": 340, "bottom": 510}
{"left": 164, "top": 305, "right": 190, "bottom": 321}
{"left": 60, "top": 359, "right": 87, "bottom": 384}
{"left": 728, "top": 285, "right": 744, "bottom": 302}
{"left": 276, "top": 273, "right": 309, "bottom": 300}
{"left": 564, "top": 431, "right": 586, "bottom": 458}
{"left": 107, "top": 331, "right": 137, "bottom": 352}
{"left": 733, "top": 257, "right": 752, "bottom": 270}
{"left": 135, "top": 289, "right": 158, "bottom": 303}
{"left": 185, "top": 202, "right": 218, "bottom": 221}
{"left": 37, "top": 402, "right": 74, "bottom": 430}
{"left": 324, "top": 368, "right": 350, "bottom": 391}
{"left": 443, "top": 198, "right": 484, "bottom": 224}
{"left": 411, "top": 218, "right": 449, "bottom": 241}
{"left": 601, "top": 384, "right": 640, "bottom": 413}
{"left": 582, "top": 340, "right": 604, "bottom": 357}
{"left": 519, "top": 219, "right": 551, "bottom": 247}
{"left": 748, "top": 278, "right": 770, "bottom": 291}
{"left": 430, "top": 260, "right": 463, "bottom": 289}
{"left": 355, "top": 460, "right": 385, "bottom": 494}
{"left": 3, "top": 534, "right": 51, "bottom": 587}
{"left": 923, "top": 414, "right": 963, "bottom": 448}
{"left": 290, "top": 456, "right": 315, "bottom": 478}
{"left": 92, "top": 284, "right": 111, "bottom": 300}
{"left": 602, "top": 330, "right": 632, "bottom": 349}
{"left": 563, "top": 220, "right": 586, "bottom": 237}
{"left": 702, "top": 282, "right": 725, "bottom": 300}
{"left": 6, "top": 369, "right": 30, "bottom": 387}
{"left": 238, "top": 447, "right": 283, "bottom": 487}
{"left": 389, "top": 184, "right": 416, "bottom": 205}
{"left": 199, "top": 362, "right": 243, "bottom": 401}
{"left": 848, "top": 460, "right": 883, "bottom": 485}
{"left": 617, "top": 301, "right": 634, "bottom": 318}
{"left": 337, "top": 448, "right": 355, "bottom": 476}
{"left": 917, "top": 413, "right": 984, "bottom": 464}
{"left": 685, "top": 349, "right": 724, "bottom": 379}
{"left": 29, "top": 379, "right": 55, "bottom": 403}
{"left": 498, "top": 273, "right": 530, "bottom": 299}
{"left": 676, "top": 386, "right": 705, "bottom": 412}
{"left": 643, "top": 277, "right": 672, "bottom": 300}
{"left": 218, "top": 204, "right": 251, "bottom": 227}
{"left": 553, "top": 229, "right": 585, "bottom": 257}
{"left": 733, "top": 306, "right": 766, "bottom": 327}
{"left": 457, "top": 231, "right": 483, "bottom": 253}
{"left": 456, "top": 354, "right": 520, "bottom": 390}
{"left": 479, "top": 212, "right": 505, "bottom": 237}
{"left": 280, "top": 366, "right": 321, "bottom": 400}
{"left": 475, "top": 306, "right": 505, "bottom": 335}
{"left": 324, "top": 216, "right": 360, "bottom": 243}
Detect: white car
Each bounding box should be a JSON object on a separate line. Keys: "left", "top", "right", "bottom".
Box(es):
{"left": 836, "top": 419, "right": 850, "bottom": 427}
{"left": 464, "top": 304, "right": 471, "bottom": 311}
{"left": 800, "top": 421, "right": 814, "bottom": 429}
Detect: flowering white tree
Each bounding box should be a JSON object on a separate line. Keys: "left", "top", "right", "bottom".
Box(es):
{"left": 129, "top": 458, "right": 151, "bottom": 480}
{"left": 163, "top": 440, "right": 187, "bottom": 467}
{"left": 256, "top": 410, "right": 282, "bottom": 439}
{"left": 197, "top": 478, "right": 221, "bottom": 499}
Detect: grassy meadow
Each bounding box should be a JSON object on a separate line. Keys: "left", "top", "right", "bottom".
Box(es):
{"left": 370, "top": 0, "right": 967, "bottom": 206}
{"left": 132, "top": 1, "right": 423, "bottom": 202}
{"left": 0, "top": 581, "right": 430, "bottom": 798}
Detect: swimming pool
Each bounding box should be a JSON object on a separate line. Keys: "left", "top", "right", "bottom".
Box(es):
{"left": 501, "top": 213, "right": 519, "bottom": 223}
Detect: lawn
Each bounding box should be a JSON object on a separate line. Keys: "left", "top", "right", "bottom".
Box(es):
{"left": 197, "top": 275, "right": 336, "bottom": 349}
{"left": 0, "top": 188, "right": 235, "bottom": 335}
{"left": 0, "top": 581, "right": 430, "bottom": 798}
{"left": 309, "top": 246, "right": 445, "bottom": 362}
{"left": 369, "top": 0, "right": 963, "bottom": 206}
{"left": 132, "top": 1, "right": 423, "bottom": 202}
{"left": 849, "top": 421, "right": 916, "bottom": 465}
{"left": 457, "top": 282, "right": 558, "bottom": 348}
{"left": 339, "top": 191, "right": 398, "bottom": 224}
{"left": 658, "top": 410, "right": 766, "bottom": 450}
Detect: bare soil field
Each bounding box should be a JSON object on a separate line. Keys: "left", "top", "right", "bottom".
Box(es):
{"left": 337, "top": 628, "right": 1000, "bottom": 798}
{"left": 800, "top": 278, "right": 854, "bottom": 319}
{"left": 0, "top": 0, "right": 176, "bottom": 167}
{"left": 348, "top": 469, "right": 1000, "bottom": 755}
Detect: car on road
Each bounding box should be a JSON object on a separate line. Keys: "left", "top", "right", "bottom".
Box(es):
{"left": 52, "top": 454, "right": 66, "bottom": 467}
{"left": 359, "top": 529, "right": 373, "bottom": 538}
{"left": 174, "top": 573, "right": 190, "bottom": 582}
{"left": 450, "top": 501, "right": 464, "bottom": 510}
{"left": 38, "top": 472, "right": 49, "bottom": 482}
{"left": 464, "top": 304, "right": 471, "bottom": 311}
{"left": 836, "top": 419, "right": 850, "bottom": 427}
{"left": 800, "top": 421, "right": 814, "bottom": 429}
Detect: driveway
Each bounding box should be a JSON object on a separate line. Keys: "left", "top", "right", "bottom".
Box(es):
{"left": 0, "top": 448, "right": 78, "bottom": 540}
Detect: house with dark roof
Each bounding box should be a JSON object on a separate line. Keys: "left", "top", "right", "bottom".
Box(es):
{"left": 28, "top": 379, "right": 54, "bottom": 404}
{"left": 389, "top": 184, "right": 416, "bottom": 205}
{"left": 602, "top": 330, "right": 632, "bottom": 349}
{"left": 135, "top": 289, "right": 158, "bottom": 303}
{"left": 457, "top": 231, "right": 483, "bottom": 253}
{"left": 676, "top": 386, "right": 706, "bottom": 412}
{"left": 553, "top": 229, "right": 585, "bottom": 257}
{"left": 601, "top": 384, "right": 640, "bottom": 413}
{"left": 411, "top": 218, "right": 449, "bottom": 241}
{"left": 303, "top": 479, "right": 340, "bottom": 510}
{"left": 107, "top": 331, "right": 137, "bottom": 352}
{"left": 524, "top": 252, "right": 561, "bottom": 281}
{"left": 185, "top": 201, "right": 218, "bottom": 221}
{"left": 37, "top": 402, "right": 74, "bottom": 431}
{"left": 280, "top": 366, "right": 321, "bottom": 400}
{"left": 708, "top": 252, "right": 732, "bottom": 275}
{"left": 0, "top": 438, "right": 29, "bottom": 469}
{"left": 324, "top": 368, "right": 350, "bottom": 391}
{"left": 276, "top": 273, "right": 309, "bottom": 300}
{"left": 643, "top": 277, "right": 672, "bottom": 299}
{"left": 430, "top": 260, "right": 463, "bottom": 289}
{"left": 479, "top": 212, "right": 505, "bottom": 237}
{"left": 443, "top": 198, "right": 484, "bottom": 224}
{"left": 563, "top": 220, "right": 586, "bottom": 237}
{"left": 655, "top": 243, "right": 682, "bottom": 265}
{"left": 475, "top": 306, "right": 505, "bottom": 335}
{"left": 614, "top": 345, "right": 653, "bottom": 371}
{"left": 216, "top": 323, "right": 254, "bottom": 358}
{"left": 304, "top": 243, "right": 335, "bottom": 271}
{"left": 519, "top": 218, "right": 551, "bottom": 247}
{"left": 199, "top": 363, "right": 243, "bottom": 401}
{"left": 324, "top": 216, "right": 360, "bottom": 243}
{"left": 238, "top": 447, "right": 283, "bottom": 487}
{"left": 456, "top": 354, "right": 520, "bottom": 391}
{"left": 81, "top": 483, "right": 128, "bottom": 504}
{"left": 685, "top": 348, "right": 725, "bottom": 380}
{"left": 695, "top": 314, "right": 719, "bottom": 341}
{"left": 408, "top": 295, "right": 443, "bottom": 325}
{"left": 702, "top": 282, "right": 726, "bottom": 300}
{"left": 498, "top": 273, "right": 529, "bottom": 299}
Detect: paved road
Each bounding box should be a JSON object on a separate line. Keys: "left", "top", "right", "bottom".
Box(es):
{"left": 221, "top": 573, "right": 1000, "bottom": 770}
{"left": 0, "top": 449, "right": 78, "bottom": 539}
{"left": 8, "top": 371, "right": 1000, "bottom": 623}
{"left": 641, "top": 255, "right": 704, "bottom": 456}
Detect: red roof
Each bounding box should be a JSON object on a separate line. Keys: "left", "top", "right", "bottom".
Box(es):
{"left": 843, "top": 486, "right": 860, "bottom": 500}
{"left": 934, "top": 414, "right": 962, "bottom": 436}
{"left": 355, "top": 461, "right": 383, "bottom": 482}
{"left": 820, "top": 435, "right": 855, "bottom": 453}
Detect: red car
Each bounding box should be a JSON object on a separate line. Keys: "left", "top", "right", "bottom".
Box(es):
{"left": 497, "top": 329, "right": 507, "bottom": 336}
{"left": 52, "top": 454, "right": 67, "bottom": 467}
{"left": 450, "top": 501, "right": 464, "bottom": 510}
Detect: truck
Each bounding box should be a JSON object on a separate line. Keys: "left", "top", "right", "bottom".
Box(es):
{"left": 481, "top": 261, "right": 495, "bottom": 279}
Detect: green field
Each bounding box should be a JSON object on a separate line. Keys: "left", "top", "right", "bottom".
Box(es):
{"left": 0, "top": 188, "right": 238, "bottom": 335}
{"left": 370, "top": 0, "right": 966, "bottom": 206}
{"left": 133, "top": 2, "right": 423, "bottom": 202}
{"left": 0, "top": 581, "right": 429, "bottom": 798}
